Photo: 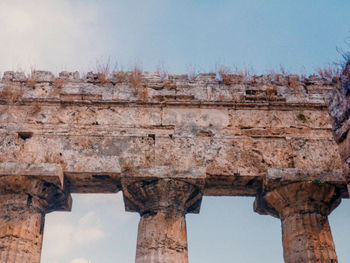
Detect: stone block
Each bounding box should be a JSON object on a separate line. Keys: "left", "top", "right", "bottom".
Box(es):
{"left": 59, "top": 71, "right": 80, "bottom": 80}
{"left": 31, "top": 71, "right": 55, "bottom": 82}
{"left": 264, "top": 168, "right": 345, "bottom": 191}
{"left": 0, "top": 162, "right": 64, "bottom": 187}
{"left": 2, "top": 71, "right": 27, "bottom": 82}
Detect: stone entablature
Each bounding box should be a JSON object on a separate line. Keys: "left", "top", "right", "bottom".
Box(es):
{"left": 0, "top": 70, "right": 348, "bottom": 262}
{"left": 0, "top": 71, "right": 343, "bottom": 194}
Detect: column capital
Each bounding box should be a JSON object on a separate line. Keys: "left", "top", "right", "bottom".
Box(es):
{"left": 122, "top": 167, "right": 205, "bottom": 263}
{"left": 122, "top": 178, "right": 203, "bottom": 215}
{"left": 0, "top": 162, "right": 71, "bottom": 213}
{"left": 254, "top": 168, "right": 342, "bottom": 263}
{"left": 254, "top": 168, "right": 344, "bottom": 218}
{"left": 121, "top": 166, "right": 205, "bottom": 215}
{"left": 0, "top": 163, "right": 71, "bottom": 263}
{"left": 258, "top": 182, "right": 341, "bottom": 219}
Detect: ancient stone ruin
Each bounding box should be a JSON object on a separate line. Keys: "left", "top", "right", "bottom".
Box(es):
{"left": 0, "top": 69, "right": 349, "bottom": 262}
{"left": 329, "top": 61, "right": 350, "bottom": 196}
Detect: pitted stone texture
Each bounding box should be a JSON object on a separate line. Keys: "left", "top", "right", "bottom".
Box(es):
{"left": 0, "top": 195, "right": 45, "bottom": 263}
{"left": 122, "top": 179, "right": 203, "bottom": 263}
{"left": 280, "top": 211, "right": 337, "bottom": 263}
{"left": 263, "top": 168, "right": 345, "bottom": 193}
{"left": 338, "top": 132, "right": 350, "bottom": 163}
{"left": 342, "top": 61, "right": 350, "bottom": 93}
{"left": 59, "top": 71, "right": 80, "bottom": 81}
{"left": 0, "top": 175, "right": 71, "bottom": 263}
{"left": 328, "top": 86, "right": 350, "bottom": 142}
{"left": 122, "top": 178, "right": 203, "bottom": 215}
{"left": 0, "top": 102, "right": 342, "bottom": 195}
{"left": 30, "top": 71, "right": 55, "bottom": 82}
{"left": 0, "top": 70, "right": 339, "bottom": 103}
{"left": 328, "top": 61, "right": 350, "bottom": 193}
{"left": 136, "top": 212, "right": 188, "bottom": 263}
{"left": 2, "top": 71, "right": 27, "bottom": 82}
{"left": 0, "top": 71, "right": 344, "bottom": 195}
{"left": 0, "top": 175, "right": 71, "bottom": 213}
{"left": 0, "top": 163, "right": 65, "bottom": 189}
{"left": 262, "top": 182, "right": 340, "bottom": 263}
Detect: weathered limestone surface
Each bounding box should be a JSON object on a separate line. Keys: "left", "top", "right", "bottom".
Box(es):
{"left": 0, "top": 70, "right": 344, "bottom": 195}
{"left": 255, "top": 169, "right": 343, "bottom": 263}
{"left": 136, "top": 211, "right": 188, "bottom": 263}
{"left": 0, "top": 163, "right": 71, "bottom": 263}
{"left": 122, "top": 172, "right": 204, "bottom": 263}
{"left": 329, "top": 61, "right": 350, "bottom": 193}
{"left": 0, "top": 70, "right": 348, "bottom": 262}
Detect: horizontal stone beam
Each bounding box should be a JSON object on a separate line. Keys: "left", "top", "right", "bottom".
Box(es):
{"left": 64, "top": 171, "right": 121, "bottom": 193}
{"left": 204, "top": 174, "right": 262, "bottom": 196}
{"left": 0, "top": 162, "right": 64, "bottom": 187}
{"left": 263, "top": 168, "right": 346, "bottom": 192}
{"left": 122, "top": 166, "right": 206, "bottom": 181}
{"left": 16, "top": 166, "right": 343, "bottom": 197}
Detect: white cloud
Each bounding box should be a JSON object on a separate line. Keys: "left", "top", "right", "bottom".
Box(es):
{"left": 75, "top": 193, "right": 134, "bottom": 222}
{"left": 70, "top": 258, "right": 90, "bottom": 263}
{"left": 42, "top": 210, "right": 105, "bottom": 258}
{"left": 74, "top": 212, "right": 105, "bottom": 244}
{"left": 41, "top": 193, "right": 137, "bottom": 262}
{"left": 0, "top": 0, "right": 102, "bottom": 73}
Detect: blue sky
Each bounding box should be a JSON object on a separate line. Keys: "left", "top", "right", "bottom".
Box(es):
{"left": 1, "top": 0, "right": 350, "bottom": 74}
{"left": 40, "top": 194, "right": 350, "bottom": 263}
{"left": 1, "top": 0, "right": 350, "bottom": 262}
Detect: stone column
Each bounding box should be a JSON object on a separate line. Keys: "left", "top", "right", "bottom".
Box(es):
{"left": 122, "top": 178, "right": 203, "bottom": 263}
{"left": 255, "top": 169, "right": 343, "bottom": 263}
{"left": 0, "top": 163, "right": 71, "bottom": 263}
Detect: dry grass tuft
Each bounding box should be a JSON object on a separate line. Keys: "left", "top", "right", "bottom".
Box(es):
{"left": 317, "top": 64, "right": 341, "bottom": 82}
{"left": 217, "top": 65, "right": 254, "bottom": 85}
{"left": 97, "top": 73, "right": 109, "bottom": 83}
{"left": 156, "top": 65, "right": 168, "bottom": 80}
{"left": 113, "top": 71, "right": 128, "bottom": 83}
{"left": 129, "top": 67, "right": 148, "bottom": 100}
{"left": 187, "top": 65, "right": 199, "bottom": 81}
{"left": 235, "top": 67, "right": 253, "bottom": 81}
{"left": 218, "top": 66, "right": 234, "bottom": 85}
{"left": 129, "top": 67, "right": 143, "bottom": 89}
{"left": 95, "top": 58, "right": 115, "bottom": 83}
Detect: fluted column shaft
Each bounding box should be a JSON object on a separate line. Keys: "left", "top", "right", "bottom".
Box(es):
{"left": 264, "top": 182, "right": 340, "bottom": 263}
{"left": 122, "top": 178, "right": 203, "bottom": 263}
{"left": 0, "top": 175, "right": 71, "bottom": 263}
{"left": 136, "top": 211, "right": 188, "bottom": 263}
{"left": 0, "top": 195, "right": 45, "bottom": 263}
{"left": 281, "top": 210, "right": 336, "bottom": 262}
